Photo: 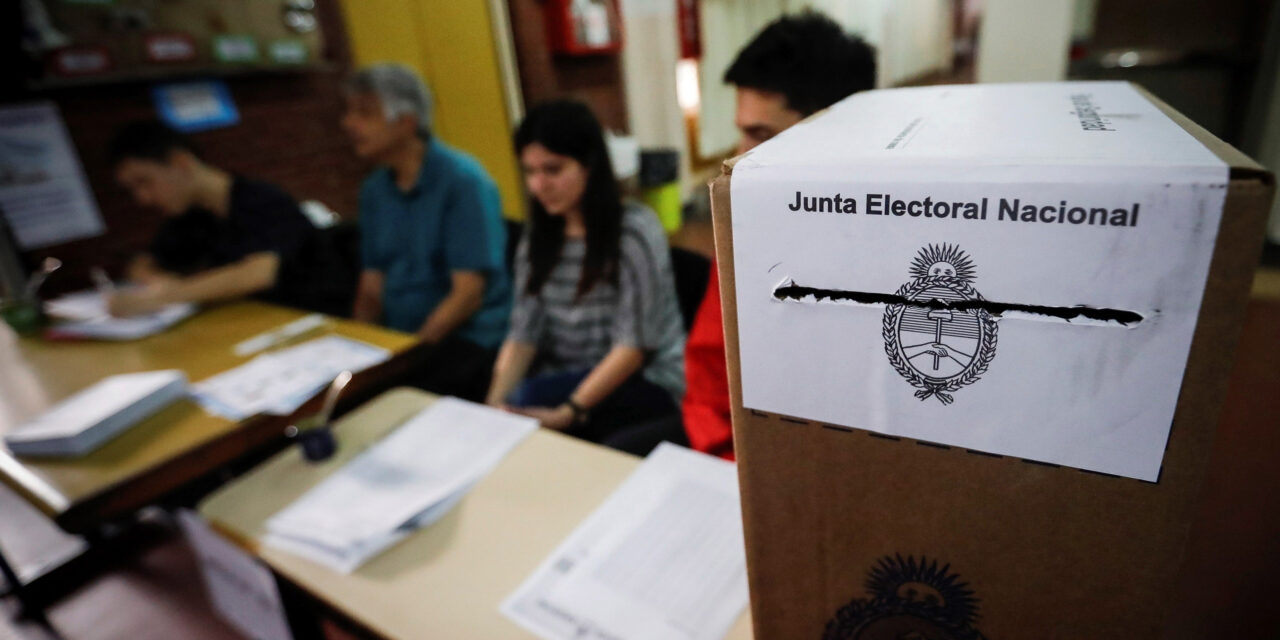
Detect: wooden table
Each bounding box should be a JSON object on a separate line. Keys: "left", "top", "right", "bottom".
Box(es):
{"left": 1252, "top": 266, "right": 1280, "bottom": 300}
{"left": 0, "top": 301, "right": 417, "bottom": 534}
{"left": 201, "top": 388, "right": 754, "bottom": 639}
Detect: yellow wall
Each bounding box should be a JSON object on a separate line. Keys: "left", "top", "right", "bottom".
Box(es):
{"left": 339, "top": 0, "right": 524, "bottom": 219}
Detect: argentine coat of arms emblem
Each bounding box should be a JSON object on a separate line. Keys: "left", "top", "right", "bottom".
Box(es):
{"left": 883, "top": 244, "right": 998, "bottom": 405}
{"left": 824, "top": 554, "right": 988, "bottom": 640}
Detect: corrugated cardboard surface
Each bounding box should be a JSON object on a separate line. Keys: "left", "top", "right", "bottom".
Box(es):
{"left": 710, "top": 87, "right": 1274, "bottom": 639}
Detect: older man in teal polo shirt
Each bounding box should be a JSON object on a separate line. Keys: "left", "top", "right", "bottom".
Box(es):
{"left": 344, "top": 63, "right": 511, "bottom": 401}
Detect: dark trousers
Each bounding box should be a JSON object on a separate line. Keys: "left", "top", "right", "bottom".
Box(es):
{"left": 507, "top": 369, "right": 688, "bottom": 456}
{"left": 409, "top": 335, "right": 497, "bottom": 403}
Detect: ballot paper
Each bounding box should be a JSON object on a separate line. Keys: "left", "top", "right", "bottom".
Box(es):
{"left": 232, "top": 313, "right": 327, "bottom": 357}
{"left": 263, "top": 398, "right": 538, "bottom": 573}
{"left": 728, "top": 81, "right": 1230, "bottom": 481}
{"left": 502, "top": 443, "right": 747, "bottom": 640}
{"left": 264, "top": 483, "right": 472, "bottom": 575}
{"left": 191, "top": 336, "right": 388, "bottom": 421}
{"left": 44, "top": 290, "right": 195, "bottom": 341}
{"left": 4, "top": 370, "right": 188, "bottom": 457}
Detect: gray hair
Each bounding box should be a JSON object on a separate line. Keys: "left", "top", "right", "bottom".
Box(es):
{"left": 346, "top": 63, "right": 433, "bottom": 138}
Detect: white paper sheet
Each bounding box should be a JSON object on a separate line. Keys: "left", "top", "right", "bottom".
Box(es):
{"left": 0, "top": 102, "right": 104, "bottom": 249}
{"left": 263, "top": 398, "right": 538, "bottom": 573}
{"left": 43, "top": 290, "right": 112, "bottom": 322}
{"left": 502, "top": 443, "right": 747, "bottom": 640}
{"left": 6, "top": 370, "right": 182, "bottom": 440}
{"left": 43, "top": 290, "right": 196, "bottom": 341}
{"left": 729, "top": 82, "right": 1229, "bottom": 481}
{"left": 262, "top": 484, "right": 471, "bottom": 575}
{"left": 232, "top": 313, "right": 327, "bottom": 357}
{"left": 4, "top": 370, "right": 187, "bottom": 457}
{"left": 177, "top": 509, "right": 293, "bottom": 640}
{"left": 191, "top": 335, "right": 389, "bottom": 421}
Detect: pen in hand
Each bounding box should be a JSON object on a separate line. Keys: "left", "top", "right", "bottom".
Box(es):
{"left": 90, "top": 267, "right": 115, "bottom": 297}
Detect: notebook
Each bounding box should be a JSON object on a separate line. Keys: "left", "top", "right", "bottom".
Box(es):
{"left": 4, "top": 370, "right": 189, "bottom": 457}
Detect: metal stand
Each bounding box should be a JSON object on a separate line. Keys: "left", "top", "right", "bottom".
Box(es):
{"left": 0, "top": 517, "right": 165, "bottom": 630}
{"left": 0, "top": 540, "right": 54, "bottom": 628}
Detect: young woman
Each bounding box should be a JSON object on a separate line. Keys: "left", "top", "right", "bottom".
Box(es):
{"left": 486, "top": 100, "right": 686, "bottom": 452}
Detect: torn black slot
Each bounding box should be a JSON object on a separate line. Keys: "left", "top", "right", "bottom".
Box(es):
{"left": 773, "top": 283, "right": 1145, "bottom": 325}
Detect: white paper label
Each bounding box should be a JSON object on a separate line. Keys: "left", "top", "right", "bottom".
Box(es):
{"left": 178, "top": 510, "right": 294, "bottom": 640}
{"left": 146, "top": 36, "right": 195, "bottom": 62}
{"left": 729, "top": 82, "right": 1229, "bottom": 481}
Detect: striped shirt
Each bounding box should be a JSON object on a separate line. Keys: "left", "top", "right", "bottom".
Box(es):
{"left": 508, "top": 203, "right": 686, "bottom": 402}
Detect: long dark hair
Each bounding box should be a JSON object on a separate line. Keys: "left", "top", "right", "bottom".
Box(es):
{"left": 514, "top": 100, "right": 622, "bottom": 298}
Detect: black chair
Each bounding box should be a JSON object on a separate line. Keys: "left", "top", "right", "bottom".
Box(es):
{"left": 505, "top": 218, "right": 525, "bottom": 279}
{"left": 297, "top": 221, "right": 361, "bottom": 318}
{"left": 669, "top": 246, "right": 711, "bottom": 331}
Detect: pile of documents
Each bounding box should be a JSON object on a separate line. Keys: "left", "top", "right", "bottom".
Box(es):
{"left": 263, "top": 398, "right": 538, "bottom": 573}
{"left": 191, "top": 335, "right": 389, "bottom": 420}
{"left": 44, "top": 290, "right": 195, "bottom": 341}
{"left": 502, "top": 443, "right": 749, "bottom": 640}
{"left": 4, "top": 370, "right": 188, "bottom": 457}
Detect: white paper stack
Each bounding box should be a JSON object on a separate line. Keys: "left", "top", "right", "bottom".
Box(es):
{"left": 263, "top": 398, "right": 539, "bottom": 573}
{"left": 191, "top": 335, "right": 389, "bottom": 420}
{"left": 502, "top": 443, "right": 749, "bottom": 640}
{"left": 44, "top": 290, "right": 196, "bottom": 341}
{"left": 4, "top": 370, "right": 188, "bottom": 457}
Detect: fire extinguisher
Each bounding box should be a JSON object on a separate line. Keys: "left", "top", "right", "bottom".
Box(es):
{"left": 545, "top": 0, "right": 623, "bottom": 55}
{"left": 678, "top": 0, "right": 701, "bottom": 59}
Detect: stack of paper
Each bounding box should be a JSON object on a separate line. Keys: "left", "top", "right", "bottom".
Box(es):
{"left": 44, "top": 290, "right": 196, "bottom": 341}
{"left": 191, "top": 335, "right": 389, "bottom": 420}
{"left": 263, "top": 398, "right": 538, "bottom": 573}
{"left": 502, "top": 443, "right": 748, "bottom": 640}
{"left": 4, "top": 370, "right": 188, "bottom": 457}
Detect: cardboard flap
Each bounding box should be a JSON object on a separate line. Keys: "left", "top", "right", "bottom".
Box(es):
{"left": 1135, "top": 83, "right": 1272, "bottom": 184}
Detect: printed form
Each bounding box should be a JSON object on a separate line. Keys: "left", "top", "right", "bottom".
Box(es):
{"left": 503, "top": 443, "right": 747, "bottom": 640}
{"left": 263, "top": 398, "right": 538, "bottom": 573}
{"left": 191, "top": 335, "right": 388, "bottom": 420}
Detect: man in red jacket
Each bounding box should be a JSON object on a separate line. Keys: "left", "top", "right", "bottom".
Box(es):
{"left": 684, "top": 12, "right": 876, "bottom": 459}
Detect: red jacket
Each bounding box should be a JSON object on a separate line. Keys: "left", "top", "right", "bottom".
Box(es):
{"left": 682, "top": 262, "right": 735, "bottom": 460}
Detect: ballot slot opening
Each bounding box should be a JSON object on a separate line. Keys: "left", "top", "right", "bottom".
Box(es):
{"left": 772, "top": 280, "right": 1146, "bottom": 326}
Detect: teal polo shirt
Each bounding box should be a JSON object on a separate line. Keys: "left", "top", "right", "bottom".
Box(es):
{"left": 358, "top": 138, "right": 511, "bottom": 349}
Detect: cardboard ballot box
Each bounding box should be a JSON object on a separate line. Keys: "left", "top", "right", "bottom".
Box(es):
{"left": 710, "top": 82, "right": 1274, "bottom": 639}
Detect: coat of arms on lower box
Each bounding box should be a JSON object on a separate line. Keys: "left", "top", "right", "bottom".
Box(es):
{"left": 824, "top": 554, "right": 988, "bottom": 640}
{"left": 883, "top": 244, "right": 998, "bottom": 405}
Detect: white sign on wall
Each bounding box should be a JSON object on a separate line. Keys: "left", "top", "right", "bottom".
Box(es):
{"left": 0, "top": 102, "right": 104, "bottom": 250}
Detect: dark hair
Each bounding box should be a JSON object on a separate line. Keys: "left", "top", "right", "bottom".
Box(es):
{"left": 724, "top": 11, "right": 876, "bottom": 116}
{"left": 514, "top": 100, "right": 622, "bottom": 299}
{"left": 107, "top": 120, "right": 200, "bottom": 168}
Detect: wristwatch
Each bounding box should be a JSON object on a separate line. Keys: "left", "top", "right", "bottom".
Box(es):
{"left": 565, "top": 398, "right": 590, "bottom": 425}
